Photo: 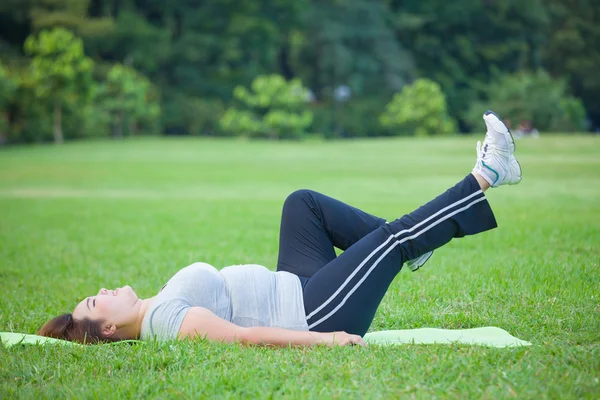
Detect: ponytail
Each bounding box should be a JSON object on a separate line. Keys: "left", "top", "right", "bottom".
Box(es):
{"left": 37, "top": 313, "right": 119, "bottom": 345}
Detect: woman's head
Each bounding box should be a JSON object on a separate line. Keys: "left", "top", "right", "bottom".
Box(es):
{"left": 37, "top": 313, "right": 115, "bottom": 344}
{"left": 38, "top": 285, "right": 143, "bottom": 344}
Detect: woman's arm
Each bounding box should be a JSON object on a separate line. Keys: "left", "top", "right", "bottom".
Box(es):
{"left": 179, "top": 307, "right": 365, "bottom": 347}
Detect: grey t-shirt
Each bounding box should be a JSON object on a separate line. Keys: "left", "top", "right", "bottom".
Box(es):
{"left": 140, "top": 262, "right": 309, "bottom": 341}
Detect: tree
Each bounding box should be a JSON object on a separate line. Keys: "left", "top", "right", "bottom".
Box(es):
{"left": 96, "top": 64, "right": 161, "bottom": 138}
{"left": 220, "top": 75, "right": 313, "bottom": 139}
{"left": 0, "top": 62, "right": 18, "bottom": 143}
{"left": 1, "top": 0, "right": 597, "bottom": 141}
{"left": 380, "top": 78, "right": 456, "bottom": 136}
{"left": 0, "top": 62, "right": 17, "bottom": 109}
{"left": 29, "top": 0, "right": 114, "bottom": 37}
{"left": 464, "top": 70, "right": 587, "bottom": 133}
{"left": 294, "top": 0, "right": 414, "bottom": 99}
{"left": 543, "top": 0, "right": 600, "bottom": 129}
{"left": 83, "top": 0, "right": 305, "bottom": 135}
{"left": 24, "top": 28, "right": 94, "bottom": 143}
{"left": 388, "top": 0, "right": 551, "bottom": 130}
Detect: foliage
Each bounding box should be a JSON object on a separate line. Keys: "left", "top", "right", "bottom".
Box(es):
{"left": 88, "top": 10, "right": 170, "bottom": 75}
{"left": 465, "top": 70, "right": 587, "bottom": 133}
{"left": 542, "top": 0, "right": 600, "bottom": 128}
{"left": 311, "top": 98, "right": 389, "bottom": 139}
{"left": 220, "top": 75, "right": 313, "bottom": 139}
{"left": 78, "top": 100, "right": 111, "bottom": 139}
{"left": 2, "top": 67, "right": 52, "bottom": 143}
{"left": 24, "top": 27, "right": 94, "bottom": 143}
{"left": 0, "top": 62, "right": 18, "bottom": 140}
{"left": 380, "top": 79, "right": 456, "bottom": 136}
{"left": 390, "top": 0, "right": 552, "bottom": 127}
{"left": 0, "top": 62, "right": 17, "bottom": 106}
{"left": 162, "top": 94, "right": 225, "bottom": 136}
{"left": 29, "top": 0, "right": 114, "bottom": 37}
{"left": 96, "top": 64, "right": 161, "bottom": 137}
{"left": 556, "top": 98, "right": 587, "bottom": 132}
{"left": 1, "top": 0, "right": 599, "bottom": 142}
{"left": 5, "top": 65, "right": 100, "bottom": 144}
{"left": 293, "top": 0, "right": 414, "bottom": 99}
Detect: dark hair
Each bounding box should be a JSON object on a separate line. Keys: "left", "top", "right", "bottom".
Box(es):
{"left": 37, "top": 313, "right": 121, "bottom": 345}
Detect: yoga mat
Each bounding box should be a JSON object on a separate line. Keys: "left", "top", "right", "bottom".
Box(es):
{"left": 364, "top": 327, "right": 531, "bottom": 348}
{"left": 2, "top": 327, "right": 530, "bottom": 348}
{"left": 1, "top": 332, "right": 78, "bottom": 347}
{"left": 0, "top": 332, "right": 141, "bottom": 347}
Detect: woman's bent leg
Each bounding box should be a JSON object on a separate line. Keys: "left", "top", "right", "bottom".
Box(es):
{"left": 303, "top": 174, "right": 497, "bottom": 336}
{"left": 276, "top": 190, "right": 386, "bottom": 279}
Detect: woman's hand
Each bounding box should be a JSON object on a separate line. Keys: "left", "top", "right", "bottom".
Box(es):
{"left": 319, "top": 331, "right": 366, "bottom": 347}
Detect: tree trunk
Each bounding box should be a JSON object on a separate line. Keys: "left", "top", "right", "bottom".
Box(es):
{"left": 0, "top": 112, "right": 7, "bottom": 145}
{"left": 278, "top": 40, "right": 294, "bottom": 80}
{"left": 114, "top": 110, "right": 124, "bottom": 138}
{"left": 128, "top": 119, "right": 138, "bottom": 136}
{"left": 53, "top": 100, "right": 64, "bottom": 144}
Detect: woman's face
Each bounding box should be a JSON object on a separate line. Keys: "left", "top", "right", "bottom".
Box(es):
{"left": 72, "top": 286, "right": 140, "bottom": 333}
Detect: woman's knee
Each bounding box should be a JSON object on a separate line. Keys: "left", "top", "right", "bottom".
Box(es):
{"left": 283, "top": 189, "right": 315, "bottom": 208}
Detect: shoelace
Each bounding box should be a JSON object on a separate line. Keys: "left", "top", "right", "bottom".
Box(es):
{"left": 476, "top": 140, "right": 494, "bottom": 162}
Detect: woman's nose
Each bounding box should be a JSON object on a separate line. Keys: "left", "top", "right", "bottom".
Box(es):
{"left": 98, "top": 288, "right": 108, "bottom": 295}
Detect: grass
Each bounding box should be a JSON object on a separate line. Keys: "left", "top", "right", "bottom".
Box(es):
{"left": 0, "top": 134, "right": 599, "bottom": 398}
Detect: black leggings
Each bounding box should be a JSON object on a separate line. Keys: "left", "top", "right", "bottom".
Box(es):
{"left": 276, "top": 174, "right": 497, "bottom": 336}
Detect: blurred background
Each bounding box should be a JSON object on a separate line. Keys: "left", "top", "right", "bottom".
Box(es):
{"left": 0, "top": 0, "right": 598, "bottom": 145}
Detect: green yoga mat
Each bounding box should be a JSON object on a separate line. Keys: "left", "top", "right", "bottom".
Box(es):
{"left": 363, "top": 327, "right": 531, "bottom": 348}
{"left": 0, "top": 332, "right": 141, "bottom": 347}
{"left": 1, "top": 327, "right": 530, "bottom": 348}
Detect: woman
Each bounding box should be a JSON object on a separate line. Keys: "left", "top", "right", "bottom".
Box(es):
{"left": 38, "top": 111, "right": 521, "bottom": 347}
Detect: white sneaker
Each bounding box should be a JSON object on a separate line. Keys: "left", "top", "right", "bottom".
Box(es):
{"left": 406, "top": 251, "right": 433, "bottom": 272}
{"left": 473, "top": 111, "right": 522, "bottom": 187}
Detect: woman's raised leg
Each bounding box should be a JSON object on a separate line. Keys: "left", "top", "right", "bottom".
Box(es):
{"left": 302, "top": 111, "right": 522, "bottom": 336}
{"left": 303, "top": 173, "right": 494, "bottom": 335}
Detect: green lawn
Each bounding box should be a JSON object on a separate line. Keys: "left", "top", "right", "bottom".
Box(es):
{"left": 1, "top": 135, "right": 599, "bottom": 398}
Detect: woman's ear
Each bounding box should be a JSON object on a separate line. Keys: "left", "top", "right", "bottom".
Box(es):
{"left": 101, "top": 324, "right": 117, "bottom": 337}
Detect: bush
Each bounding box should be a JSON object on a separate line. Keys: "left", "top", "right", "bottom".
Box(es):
{"left": 2, "top": 67, "right": 53, "bottom": 143}
{"left": 328, "top": 98, "right": 390, "bottom": 138}
{"left": 555, "top": 97, "right": 587, "bottom": 132}
{"left": 96, "top": 64, "right": 161, "bottom": 137}
{"left": 184, "top": 98, "right": 225, "bottom": 136}
{"left": 465, "top": 70, "right": 587, "bottom": 133}
{"left": 162, "top": 94, "right": 225, "bottom": 136}
{"left": 77, "top": 99, "right": 112, "bottom": 139}
{"left": 379, "top": 78, "right": 457, "bottom": 136}
{"left": 220, "top": 75, "right": 313, "bottom": 139}
{"left": 310, "top": 98, "right": 396, "bottom": 139}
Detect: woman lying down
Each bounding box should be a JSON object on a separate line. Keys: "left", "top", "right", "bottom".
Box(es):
{"left": 39, "top": 111, "right": 521, "bottom": 347}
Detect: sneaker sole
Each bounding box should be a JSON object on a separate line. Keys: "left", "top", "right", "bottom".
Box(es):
{"left": 484, "top": 110, "right": 516, "bottom": 153}
{"left": 514, "top": 157, "right": 523, "bottom": 184}
{"left": 408, "top": 251, "right": 433, "bottom": 272}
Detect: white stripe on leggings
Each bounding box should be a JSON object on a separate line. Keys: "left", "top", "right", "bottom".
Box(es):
{"left": 306, "top": 193, "right": 485, "bottom": 326}
{"left": 305, "top": 189, "right": 483, "bottom": 321}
